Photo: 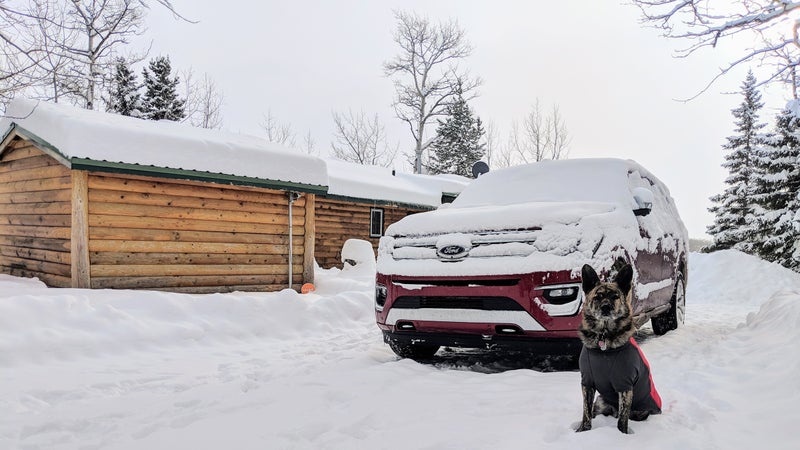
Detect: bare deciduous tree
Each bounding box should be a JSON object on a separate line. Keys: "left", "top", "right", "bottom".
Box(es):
{"left": 633, "top": 0, "right": 800, "bottom": 96}
{"left": 301, "top": 130, "right": 317, "bottom": 155}
{"left": 508, "top": 100, "right": 570, "bottom": 163}
{"left": 549, "top": 104, "right": 570, "bottom": 160}
{"left": 0, "top": 0, "right": 190, "bottom": 110}
{"left": 182, "top": 69, "right": 223, "bottom": 129}
{"left": 260, "top": 109, "right": 296, "bottom": 147}
{"left": 384, "top": 10, "right": 480, "bottom": 173}
{"left": 331, "top": 109, "right": 398, "bottom": 167}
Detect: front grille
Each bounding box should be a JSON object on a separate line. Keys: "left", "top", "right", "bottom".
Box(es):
{"left": 393, "top": 296, "right": 525, "bottom": 311}
{"left": 394, "top": 279, "right": 519, "bottom": 287}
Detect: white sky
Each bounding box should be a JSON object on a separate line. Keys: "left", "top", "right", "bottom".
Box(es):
{"left": 135, "top": 0, "right": 791, "bottom": 239}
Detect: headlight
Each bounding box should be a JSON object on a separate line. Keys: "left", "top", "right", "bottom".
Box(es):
{"left": 375, "top": 284, "right": 388, "bottom": 311}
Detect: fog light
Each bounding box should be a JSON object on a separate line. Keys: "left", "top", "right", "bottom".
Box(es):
{"left": 541, "top": 284, "right": 581, "bottom": 305}
{"left": 549, "top": 287, "right": 576, "bottom": 298}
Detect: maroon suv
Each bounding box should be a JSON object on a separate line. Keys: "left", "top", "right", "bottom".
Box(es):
{"left": 375, "top": 158, "right": 688, "bottom": 359}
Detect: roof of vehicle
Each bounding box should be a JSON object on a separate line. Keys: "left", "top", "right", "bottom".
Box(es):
{"left": 452, "top": 158, "right": 657, "bottom": 209}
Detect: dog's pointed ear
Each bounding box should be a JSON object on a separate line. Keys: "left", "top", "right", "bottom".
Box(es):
{"left": 615, "top": 264, "right": 633, "bottom": 296}
{"left": 581, "top": 264, "right": 600, "bottom": 294}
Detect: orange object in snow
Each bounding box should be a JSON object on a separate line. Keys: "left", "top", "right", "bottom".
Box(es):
{"left": 301, "top": 283, "right": 315, "bottom": 294}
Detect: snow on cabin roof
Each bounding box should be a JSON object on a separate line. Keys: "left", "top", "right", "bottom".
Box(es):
{"left": 324, "top": 158, "right": 445, "bottom": 208}
{"left": 0, "top": 98, "right": 328, "bottom": 193}
{"left": 396, "top": 172, "right": 471, "bottom": 197}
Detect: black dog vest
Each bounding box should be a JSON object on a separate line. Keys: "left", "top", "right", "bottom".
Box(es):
{"left": 579, "top": 337, "right": 662, "bottom": 414}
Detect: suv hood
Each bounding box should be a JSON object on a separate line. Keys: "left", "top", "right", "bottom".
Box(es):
{"left": 379, "top": 201, "right": 637, "bottom": 277}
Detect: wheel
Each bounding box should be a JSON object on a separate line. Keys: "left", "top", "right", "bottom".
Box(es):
{"left": 388, "top": 340, "right": 440, "bottom": 360}
{"left": 651, "top": 273, "right": 685, "bottom": 335}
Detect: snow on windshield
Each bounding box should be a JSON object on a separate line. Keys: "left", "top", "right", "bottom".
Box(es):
{"left": 452, "top": 158, "right": 642, "bottom": 208}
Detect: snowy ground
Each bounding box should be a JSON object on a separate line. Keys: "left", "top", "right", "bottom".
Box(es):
{"left": 1, "top": 250, "right": 798, "bottom": 449}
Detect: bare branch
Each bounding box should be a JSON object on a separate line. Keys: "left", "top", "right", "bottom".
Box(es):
{"left": 260, "top": 109, "right": 296, "bottom": 147}
{"left": 331, "top": 109, "right": 398, "bottom": 167}
{"left": 633, "top": 0, "right": 800, "bottom": 94}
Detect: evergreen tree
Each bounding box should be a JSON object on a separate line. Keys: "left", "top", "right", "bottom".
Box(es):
{"left": 751, "top": 101, "right": 800, "bottom": 269}
{"left": 106, "top": 58, "right": 142, "bottom": 117}
{"left": 141, "top": 56, "right": 186, "bottom": 121}
{"left": 427, "top": 85, "right": 486, "bottom": 177}
{"left": 706, "top": 71, "right": 766, "bottom": 253}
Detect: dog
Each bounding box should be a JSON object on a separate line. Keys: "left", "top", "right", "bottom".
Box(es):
{"left": 575, "top": 263, "right": 662, "bottom": 434}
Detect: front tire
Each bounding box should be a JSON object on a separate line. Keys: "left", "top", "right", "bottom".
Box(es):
{"left": 651, "top": 273, "right": 685, "bottom": 335}
{"left": 388, "top": 340, "right": 440, "bottom": 360}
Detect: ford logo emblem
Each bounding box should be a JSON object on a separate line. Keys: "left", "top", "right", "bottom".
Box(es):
{"left": 437, "top": 245, "right": 469, "bottom": 261}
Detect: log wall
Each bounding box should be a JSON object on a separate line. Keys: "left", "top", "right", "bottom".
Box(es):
{"left": 0, "top": 140, "right": 72, "bottom": 287}
{"left": 314, "top": 198, "right": 425, "bottom": 269}
{"left": 87, "top": 173, "right": 308, "bottom": 293}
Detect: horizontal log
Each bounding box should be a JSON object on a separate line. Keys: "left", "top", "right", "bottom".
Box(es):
{"left": 0, "top": 189, "right": 71, "bottom": 205}
{"left": 91, "top": 263, "right": 305, "bottom": 277}
{"left": 0, "top": 154, "right": 61, "bottom": 173}
{"left": 0, "top": 224, "right": 70, "bottom": 239}
{"left": 140, "top": 284, "right": 291, "bottom": 294}
{"left": 0, "top": 164, "right": 69, "bottom": 183}
{"left": 2, "top": 214, "right": 71, "bottom": 227}
{"left": 0, "top": 255, "right": 70, "bottom": 277}
{"left": 0, "top": 235, "right": 70, "bottom": 252}
{"left": 0, "top": 144, "right": 43, "bottom": 162}
{"left": 317, "top": 219, "right": 372, "bottom": 229}
{"left": 88, "top": 189, "right": 300, "bottom": 216}
{"left": 0, "top": 201, "right": 70, "bottom": 215}
{"left": 89, "top": 201, "right": 304, "bottom": 226}
{"left": 90, "top": 251, "right": 303, "bottom": 265}
{"left": 0, "top": 176, "right": 71, "bottom": 194}
{"left": 317, "top": 211, "right": 371, "bottom": 221}
{"left": 0, "top": 246, "right": 69, "bottom": 265}
{"left": 88, "top": 174, "right": 306, "bottom": 207}
{"left": 90, "top": 274, "right": 291, "bottom": 289}
{"left": 89, "top": 227, "right": 291, "bottom": 245}
{"left": 88, "top": 239, "right": 304, "bottom": 255}
{"left": 317, "top": 199, "right": 421, "bottom": 213}
{"left": 89, "top": 214, "right": 305, "bottom": 235}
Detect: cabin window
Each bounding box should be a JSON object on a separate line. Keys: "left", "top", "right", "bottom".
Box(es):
{"left": 370, "top": 208, "right": 384, "bottom": 238}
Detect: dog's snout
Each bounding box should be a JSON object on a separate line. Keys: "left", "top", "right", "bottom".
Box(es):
{"left": 600, "top": 302, "right": 613, "bottom": 316}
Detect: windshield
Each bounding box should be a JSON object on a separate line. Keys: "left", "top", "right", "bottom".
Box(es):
{"left": 452, "top": 158, "right": 640, "bottom": 208}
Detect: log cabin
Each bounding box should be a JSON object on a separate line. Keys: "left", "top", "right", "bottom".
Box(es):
{"left": 0, "top": 99, "right": 327, "bottom": 293}
{"left": 316, "top": 159, "right": 469, "bottom": 269}
{"left": 0, "top": 99, "right": 471, "bottom": 292}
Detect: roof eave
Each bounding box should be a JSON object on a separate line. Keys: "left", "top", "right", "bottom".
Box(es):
{"left": 70, "top": 158, "right": 328, "bottom": 195}
{"left": 321, "top": 193, "right": 435, "bottom": 211}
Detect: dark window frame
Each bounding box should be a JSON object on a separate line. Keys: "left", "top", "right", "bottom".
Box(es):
{"left": 370, "top": 208, "right": 384, "bottom": 238}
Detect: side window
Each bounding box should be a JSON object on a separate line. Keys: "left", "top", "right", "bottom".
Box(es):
{"left": 370, "top": 208, "right": 384, "bottom": 238}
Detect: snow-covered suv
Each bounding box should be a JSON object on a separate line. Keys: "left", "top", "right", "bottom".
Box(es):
{"left": 375, "top": 158, "right": 688, "bottom": 359}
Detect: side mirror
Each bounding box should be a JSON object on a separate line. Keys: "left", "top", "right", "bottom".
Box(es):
{"left": 632, "top": 187, "right": 654, "bottom": 217}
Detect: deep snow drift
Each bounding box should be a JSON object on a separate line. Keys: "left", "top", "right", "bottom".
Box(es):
{"left": 1, "top": 250, "right": 798, "bottom": 449}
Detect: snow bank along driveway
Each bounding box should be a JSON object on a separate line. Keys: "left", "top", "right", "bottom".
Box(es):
{"left": 1, "top": 250, "right": 798, "bottom": 449}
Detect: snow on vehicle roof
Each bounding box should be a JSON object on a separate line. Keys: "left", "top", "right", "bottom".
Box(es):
{"left": 452, "top": 158, "right": 652, "bottom": 209}
{"left": 0, "top": 98, "right": 328, "bottom": 191}
{"left": 325, "top": 158, "right": 469, "bottom": 208}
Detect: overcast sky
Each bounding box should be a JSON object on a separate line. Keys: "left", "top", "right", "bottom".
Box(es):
{"left": 135, "top": 0, "right": 790, "bottom": 239}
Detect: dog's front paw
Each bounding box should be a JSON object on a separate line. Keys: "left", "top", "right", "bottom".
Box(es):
{"left": 617, "top": 421, "right": 632, "bottom": 434}
{"left": 575, "top": 421, "right": 592, "bottom": 433}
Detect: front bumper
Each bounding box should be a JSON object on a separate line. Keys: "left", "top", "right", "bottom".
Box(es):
{"left": 383, "top": 329, "right": 582, "bottom": 353}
